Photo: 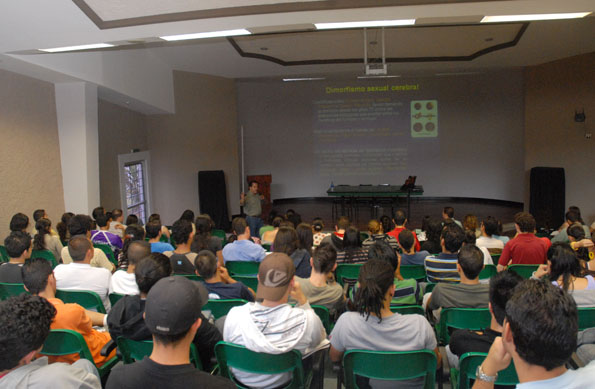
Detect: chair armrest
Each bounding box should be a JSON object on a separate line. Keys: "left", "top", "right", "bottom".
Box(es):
{"left": 100, "top": 339, "right": 117, "bottom": 356}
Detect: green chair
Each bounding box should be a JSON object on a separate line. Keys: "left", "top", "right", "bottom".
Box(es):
{"left": 56, "top": 289, "right": 107, "bottom": 314}
{"left": 41, "top": 329, "right": 118, "bottom": 378}
{"left": 30, "top": 249, "right": 58, "bottom": 268}
{"left": 109, "top": 292, "right": 125, "bottom": 306}
{"left": 0, "top": 245, "right": 8, "bottom": 262}
{"left": 342, "top": 349, "right": 437, "bottom": 389}
{"left": 0, "top": 282, "right": 28, "bottom": 300}
{"left": 508, "top": 264, "right": 539, "bottom": 279}
{"left": 451, "top": 352, "right": 518, "bottom": 389}
{"left": 233, "top": 275, "right": 258, "bottom": 291}
{"left": 479, "top": 264, "right": 497, "bottom": 280}
{"left": 212, "top": 229, "right": 227, "bottom": 244}
{"left": 312, "top": 304, "right": 332, "bottom": 333}
{"left": 578, "top": 307, "right": 595, "bottom": 331}
{"left": 159, "top": 234, "right": 170, "bottom": 243}
{"left": 117, "top": 337, "right": 203, "bottom": 370}
{"left": 437, "top": 308, "right": 491, "bottom": 345}
{"left": 175, "top": 273, "right": 204, "bottom": 282}
{"left": 336, "top": 264, "right": 363, "bottom": 287}
{"left": 93, "top": 243, "right": 118, "bottom": 267}
{"left": 490, "top": 254, "right": 501, "bottom": 264}
{"left": 215, "top": 341, "right": 311, "bottom": 389}
{"left": 400, "top": 265, "right": 427, "bottom": 282}
{"left": 204, "top": 299, "right": 248, "bottom": 319}
{"left": 424, "top": 282, "right": 436, "bottom": 294}
{"left": 390, "top": 305, "right": 424, "bottom": 315}
{"left": 262, "top": 243, "right": 271, "bottom": 252}
{"left": 226, "top": 261, "right": 260, "bottom": 276}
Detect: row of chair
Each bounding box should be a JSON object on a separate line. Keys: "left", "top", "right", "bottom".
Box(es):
{"left": 0, "top": 243, "right": 118, "bottom": 268}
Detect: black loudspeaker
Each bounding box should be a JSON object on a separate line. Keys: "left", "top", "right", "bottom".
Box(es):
{"left": 529, "top": 167, "right": 565, "bottom": 230}
{"left": 198, "top": 170, "right": 230, "bottom": 231}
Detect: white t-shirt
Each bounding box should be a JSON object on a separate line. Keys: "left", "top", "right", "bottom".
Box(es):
{"left": 54, "top": 263, "right": 112, "bottom": 312}
{"left": 61, "top": 247, "right": 114, "bottom": 272}
{"left": 476, "top": 236, "right": 505, "bottom": 249}
{"left": 109, "top": 270, "right": 139, "bottom": 295}
{"left": 517, "top": 360, "right": 595, "bottom": 388}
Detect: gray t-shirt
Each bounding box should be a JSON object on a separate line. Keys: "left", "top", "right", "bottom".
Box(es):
{"left": 243, "top": 192, "right": 262, "bottom": 217}
{"left": 292, "top": 277, "right": 344, "bottom": 311}
{"left": 428, "top": 283, "right": 489, "bottom": 311}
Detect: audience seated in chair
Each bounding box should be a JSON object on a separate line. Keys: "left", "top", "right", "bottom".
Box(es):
{"left": 362, "top": 219, "right": 399, "bottom": 253}
{"left": 110, "top": 241, "right": 150, "bottom": 295}
{"left": 0, "top": 294, "right": 101, "bottom": 388}
{"left": 164, "top": 219, "right": 197, "bottom": 274}
{"left": 497, "top": 212, "right": 550, "bottom": 272}
{"left": 60, "top": 215, "right": 114, "bottom": 272}
{"left": 190, "top": 214, "right": 223, "bottom": 256}
{"left": 0, "top": 231, "right": 32, "bottom": 283}
{"left": 90, "top": 213, "right": 123, "bottom": 254}
{"left": 424, "top": 223, "right": 466, "bottom": 283}
{"left": 552, "top": 209, "right": 591, "bottom": 244}
{"left": 194, "top": 250, "right": 255, "bottom": 301}
{"left": 33, "top": 218, "right": 63, "bottom": 264}
{"left": 335, "top": 226, "right": 368, "bottom": 265}
{"left": 107, "top": 208, "right": 126, "bottom": 238}
{"left": 106, "top": 276, "right": 234, "bottom": 389}
{"left": 387, "top": 209, "right": 421, "bottom": 251}
{"left": 443, "top": 206, "right": 463, "bottom": 228}
{"left": 320, "top": 216, "right": 350, "bottom": 252}
{"left": 222, "top": 217, "right": 266, "bottom": 264}
{"left": 398, "top": 229, "right": 430, "bottom": 266}
{"left": 476, "top": 216, "right": 505, "bottom": 252}
{"left": 273, "top": 226, "right": 312, "bottom": 278}
{"left": 146, "top": 220, "right": 174, "bottom": 254}
{"left": 9, "top": 212, "right": 30, "bottom": 234}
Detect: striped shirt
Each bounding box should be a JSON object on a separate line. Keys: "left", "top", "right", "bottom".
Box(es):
{"left": 336, "top": 248, "right": 368, "bottom": 264}
{"left": 424, "top": 253, "right": 460, "bottom": 283}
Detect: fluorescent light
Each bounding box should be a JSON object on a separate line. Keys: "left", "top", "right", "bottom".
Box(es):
{"left": 283, "top": 77, "right": 326, "bottom": 82}
{"left": 315, "top": 20, "right": 415, "bottom": 30}
{"left": 160, "top": 29, "right": 250, "bottom": 41}
{"left": 481, "top": 12, "right": 591, "bottom": 23}
{"left": 357, "top": 75, "right": 401, "bottom": 79}
{"left": 39, "top": 43, "right": 114, "bottom": 53}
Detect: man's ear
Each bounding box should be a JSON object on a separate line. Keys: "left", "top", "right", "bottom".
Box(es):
{"left": 20, "top": 349, "right": 38, "bottom": 366}
{"left": 502, "top": 320, "right": 516, "bottom": 354}
{"left": 310, "top": 257, "right": 314, "bottom": 268}
{"left": 332, "top": 262, "right": 337, "bottom": 272}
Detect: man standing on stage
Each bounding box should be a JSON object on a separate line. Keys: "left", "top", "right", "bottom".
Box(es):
{"left": 240, "top": 180, "right": 265, "bottom": 239}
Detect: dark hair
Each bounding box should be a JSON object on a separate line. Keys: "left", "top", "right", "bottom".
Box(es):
{"left": 0, "top": 294, "right": 56, "bottom": 371}
{"left": 336, "top": 216, "right": 350, "bottom": 231}
{"left": 312, "top": 217, "right": 324, "bottom": 232}
{"left": 489, "top": 270, "right": 523, "bottom": 326}
{"left": 482, "top": 216, "right": 499, "bottom": 237}
{"left": 425, "top": 219, "right": 443, "bottom": 246}
{"left": 21, "top": 257, "right": 53, "bottom": 294}
{"left": 4, "top": 231, "right": 32, "bottom": 258}
{"left": 145, "top": 220, "right": 162, "bottom": 239}
{"left": 380, "top": 215, "right": 393, "bottom": 233}
{"left": 505, "top": 279, "right": 577, "bottom": 370}
{"left": 32, "top": 209, "right": 45, "bottom": 222}
{"left": 273, "top": 227, "right": 298, "bottom": 255}
{"left": 367, "top": 240, "right": 398, "bottom": 272}
{"left": 92, "top": 206, "right": 105, "bottom": 220}
{"left": 9, "top": 213, "right": 29, "bottom": 232}
{"left": 342, "top": 227, "right": 363, "bottom": 263}
{"left": 231, "top": 217, "right": 248, "bottom": 236}
{"left": 148, "top": 213, "right": 161, "bottom": 223}
{"left": 68, "top": 235, "right": 92, "bottom": 262}
{"left": 249, "top": 180, "right": 258, "bottom": 188}
{"left": 548, "top": 243, "right": 583, "bottom": 292}
{"left": 56, "top": 212, "right": 74, "bottom": 242}
{"left": 120, "top": 224, "right": 146, "bottom": 268}
{"left": 457, "top": 245, "right": 484, "bottom": 279}
{"left": 271, "top": 216, "right": 284, "bottom": 229}
{"left": 441, "top": 223, "right": 465, "bottom": 253}
{"left": 33, "top": 218, "right": 52, "bottom": 251}
{"left": 194, "top": 250, "right": 218, "bottom": 279}
{"left": 443, "top": 206, "right": 454, "bottom": 219}
{"left": 125, "top": 214, "right": 139, "bottom": 226}
{"left": 153, "top": 331, "right": 190, "bottom": 346}
{"left": 393, "top": 210, "right": 406, "bottom": 226}
{"left": 296, "top": 223, "right": 313, "bottom": 252}
{"left": 191, "top": 215, "right": 214, "bottom": 253}
{"left": 68, "top": 214, "right": 92, "bottom": 236}
{"left": 463, "top": 214, "right": 478, "bottom": 232}
{"left": 514, "top": 212, "right": 536, "bottom": 233}
{"left": 565, "top": 210, "right": 580, "bottom": 224}
{"left": 127, "top": 241, "right": 151, "bottom": 267}
{"left": 568, "top": 206, "right": 585, "bottom": 224}
{"left": 312, "top": 243, "right": 337, "bottom": 274}
{"left": 354, "top": 260, "right": 394, "bottom": 322}
{"left": 111, "top": 209, "right": 123, "bottom": 221}
{"left": 398, "top": 229, "right": 415, "bottom": 252}
{"left": 180, "top": 210, "right": 195, "bottom": 222}
{"left": 287, "top": 213, "right": 302, "bottom": 229}
{"left": 172, "top": 219, "right": 193, "bottom": 245}
{"left": 464, "top": 230, "right": 477, "bottom": 245}
{"left": 135, "top": 253, "right": 172, "bottom": 295}
{"left": 95, "top": 213, "right": 108, "bottom": 228}
{"left": 567, "top": 224, "right": 589, "bottom": 261}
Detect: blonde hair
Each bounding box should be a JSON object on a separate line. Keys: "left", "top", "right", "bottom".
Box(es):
{"left": 368, "top": 219, "right": 382, "bottom": 234}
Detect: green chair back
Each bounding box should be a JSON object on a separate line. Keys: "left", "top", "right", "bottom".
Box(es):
{"left": 204, "top": 299, "right": 248, "bottom": 319}
{"left": 175, "top": 273, "right": 204, "bottom": 282}
{"left": 508, "top": 264, "right": 539, "bottom": 279}
{"left": 233, "top": 275, "right": 258, "bottom": 291}
{"left": 30, "top": 249, "right": 58, "bottom": 268}
{"left": 490, "top": 254, "right": 501, "bottom": 264}
{"left": 452, "top": 352, "right": 518, "bottom": 389}
{"left": 312, "top": 304, "right": 332, "bottom": 333}
{"left": 262, "top": 243, "right": 271, "bottom": 252}
{"left": 343, "top": 349, "right": 437, "bottom": 389}
{"left": 226, "top": 261, "right": 260, "bottom": 276}
{"left": 0, "top": 246, "right": 8, "bottom": 262}
{"left": 400, "top": 265, "right": 427, "bottom": 282}
{"left": 41, "top": 329, "right": 118, "bottom": 378}
{"left": 109, "top": 292, "right": 125, "bottom": 306}
{"left": 212, "top": 229, "right": 227, "bottom": 244}
{"left": 336, "top": 264, "right": 363, "bottom": 287}
{"left": 479, "top": 264, "right": 497, "bottom": 280}
{"left": 438, "top": 308, "right": 491, "bottom": 345}
{"left": 117, "top": 337, "right": 203, "bottom": 370}
{"left": 390, "top": 305, "right": 424, "bottom": 315}
{"left": 0, "top": 282, "right": 28, "bottom": 300}
{"left": 159, "top": 234, "right": 170, "bottom": 243}
{"left": 424, "top": 283, "right": 436, "bottom": 294}
{"left": 215, "top": 341, "right": 309, "bottom": 389}
{"left": 56, "top": 289, "right": 107, "bottom": 314}
{"left": 93, "top": 243, "right": 118, "bottom": 267}
{"left": 578, "top": 307, "right": 595, "bottom": 331}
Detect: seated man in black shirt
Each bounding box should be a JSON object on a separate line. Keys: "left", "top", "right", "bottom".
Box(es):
{"left": 446, "top": 270, "right": 523, "bottom": 368}
{"left": 194, "top": 250, "right": 255, "bottom": 301}
{"left": 0, "top": 232, "right": 32, "bottom": 283}
{"left": 106, "top": 275, "right": 234, "bottom": 389}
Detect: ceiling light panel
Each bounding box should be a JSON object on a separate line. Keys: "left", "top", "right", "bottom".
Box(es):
{"left": 160, "top": 29, "right": 250, "bottom": 41}
{"left": 481, "top": 12, "right": 591, "bottom": 23}
{"left": 39, "top": 43, "right": 114, "bottom": 53}
{"left": 315, "top": 20, "right": 415, "bottom": 30}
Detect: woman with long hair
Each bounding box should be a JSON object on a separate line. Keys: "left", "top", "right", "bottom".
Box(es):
{"left": 567, "top": 224, "right": 593, "bottom": 264}
{"left": 336, "top": 227, "right": 368, "bottom": 264}
{"left": 296, "top": 223, "right": 314, "bottom": 254}
{"left": 56, "top": 212, "right": 74, "bottom": 244}
{"left": 273, "top": 226, "right": 312, "bottom": 278}
{"left": 262, "top": 216, "right": 283, "bottom": 244}
{"left": 311, "top": 217, "right": 330, "bottom": 247}
{"left": 420, "top": 218, "right": 442, "bottom": 254}
{"left": 33, "top": 218, "right": 63, "bottom": 262}
{"left": 191, "top": 214, "right": 224, "bottom": 265}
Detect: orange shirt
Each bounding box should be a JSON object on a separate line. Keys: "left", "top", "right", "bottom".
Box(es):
{"left": 47, "top": 297, "right": 115, "bottom": 367}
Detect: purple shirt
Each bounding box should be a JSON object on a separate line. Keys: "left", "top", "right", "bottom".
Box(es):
{"left": 91, "top": 230, "right": 123, "bottom": 251}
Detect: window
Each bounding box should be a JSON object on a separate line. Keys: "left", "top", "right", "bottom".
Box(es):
{"left": 118, "top": 151, "right": 152, "bottom": 225}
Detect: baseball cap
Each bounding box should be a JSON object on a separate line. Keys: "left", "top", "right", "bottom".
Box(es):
{"left": 144, "top": 276, "right": 208, "bottom": 335}
{"left": 256, "top": 253, "right": 296, "bottom": 301}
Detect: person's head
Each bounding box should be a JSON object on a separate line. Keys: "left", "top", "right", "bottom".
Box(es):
{"left": 127, "top": 241, "right": 151, "bottom": 267}
{"left": 180, "top": 210, "right": 195, "bottom": 223}
{"left": 287, "top": 213, "right": 302, "bottom": 229}
{"left": 92, "top": 206, "right": 105, "bottom": 220}
{"left": 398, "top": 229, "right": 415, "bottom": 253}
{"left": 135, "top": 253, "right": 172, "bottom": 295}
{"left": 56, "top": 212, "right": 74, "bottom": 241}
{"left": 148, "top": 213, "right": 161, "bottom": 223}
{"left": 21, "top": 257, "right": 54, "bottom": 295}
{"left": 0, "top": 294, "right": 56, "bottom": 372}
{"left": 457, "top": 244, "right": 484, "bottom": 280}
{"left": 463, "top": 230, "right": 477, "bottom": 245}
{"left": 195, "top": 214, "right": 214, "bottom": 236}
{"left": 379, "top": 215, "right": 393, "bottom": 233}
{"left": 68, "top": 214, "right": 92, "bottom": 236}
{"left": 463, "top": 214, "right": 478, "bottom": 232}
{"left": 194, "top": 250, "right": 218, "bottom": 279}
{"left": 565, "top": 210, "right": 580, "bottom": 224}
{"left": 144, "top": 276, "right": 206, "bottom": 346}
{"left": 95, "top": 213, "right": 109, "bottom": 228}
{"left": 296, "top": 223, "right": 313, "bottom": 251}
{"left": 547, "top": 243, "right": 583, "bottom": 291}
{"left": 342, "top": 226, "right": 361, "bottom": 250}
{"left": 514, "top": 212, "right": 536, "bottom": 233}
{"left": 489, "top": 270, "right": 523, "bottom": 326}
{"left": 425, "top": 218, "right": 443, "bottom": 243}
{"left": 256, "top": 253, "right": 295, "bottom": 302}
{"left": 248, "top": 180, "right": 259, "bottom": 194}
{"left": 172, "top": 219, "right": 194, "bottom": 245}
{"left": 567, "top": 223, "right": 585, "bottom": 242}
{"left": 443, "top": 206, "right": 454, "bottom": 219}
{"left": 272, "top": 216, "right": 284, "bottom": 229}
{"left": 273, "top": 226, "right": 299, "bottom": 255}
{"left": 441, "top": 223, "right": 465, "bottom": 253}
{"left": 393, "top": 210, "right": 407, "bottom": 226}
{"left": 336, "top": 216, "right": 350, "bottom": 232}
{"left": 68, "top": 235, "right": 93, "bottom": 262}
{"left": 32, "top": 209, "right": 46, "bottom": 222}
{"left": 568, "top": 206, "right": 584, "bottom": 224}
{"left": 311, "top": 243, "right": 337, "bottom": 274}
{"left": 482, "top": 216, "right": 499, "bottom": 237}
{"left": 504, "top": 279, "right": 577, "bottom": 370}
{"left": 354, "top": 260, "right": 395, "bottom": 322}
{"left": 145, "top": 220, "right": 162, "bottom": 239}
{"left": 231, "top": 217, "right": 248, "bottom": 237}
{"left": 125, "top": 214, "right": 139, "bottom": 226}
{"left": 367, "top": 240, "right": 398, "bottom": 272}
{"left": 312, "top": 217, "right": 324, "bottom": 232}
{"left": 33, "top": 218, "right": 52, "bottom": 251}
{"left": 111, "top": 209, "right": 124, "bottom": 222}
{"left": 124, "top": 224, "right": 145, "bottom": 242}
{"left": 9, "top": 213, "right": 29, "bottom": 232}
{"left": 367, "top": 219, "right": 381, "bottom": 235}
{"left": 4, "top": 231, "right": 32, "bottom": 259}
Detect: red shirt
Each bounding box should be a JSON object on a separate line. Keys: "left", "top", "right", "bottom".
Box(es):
{"left": 498, "top": 233, "right": 551, "bottom": 266}
{"left": 387, "top": 226, "right": 420, "bottom": 252}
